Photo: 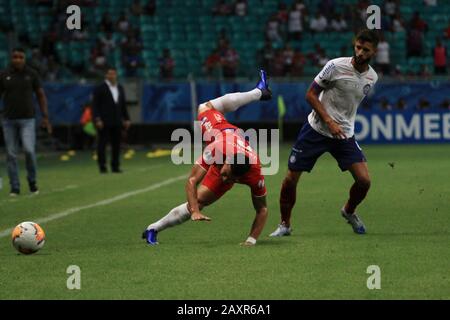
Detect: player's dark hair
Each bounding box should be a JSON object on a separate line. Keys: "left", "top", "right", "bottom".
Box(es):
{"left": 229, "top": 153, "right": 251, "bottom": 177}
{"left": 355, "top": 29, "right": 379, "bottom": 47}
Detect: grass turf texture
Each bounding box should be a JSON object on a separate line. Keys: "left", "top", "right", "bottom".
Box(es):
{"left": 0, "top": 144, "right": 449, "bottom": 299}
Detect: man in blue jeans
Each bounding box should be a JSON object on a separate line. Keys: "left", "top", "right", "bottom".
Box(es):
{"left": 0, "top": 48, "right": 52, "bottom": 196}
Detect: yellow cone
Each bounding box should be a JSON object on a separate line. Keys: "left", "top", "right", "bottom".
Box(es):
{"left": 60, "top": 155, "right": 70, "bottom": 161}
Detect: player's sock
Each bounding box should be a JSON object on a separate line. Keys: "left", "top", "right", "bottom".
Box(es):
{"left": 147, "top": 202, "right": 190, "bottom": 232}
{"left": 345, "top": 180, "right": 370, "bottom": 214}
{"left": 208, "top": 89, "right": 262, "bottom": 114}
{"left": 279, "top": 179, "right": 297, "bottom": 226}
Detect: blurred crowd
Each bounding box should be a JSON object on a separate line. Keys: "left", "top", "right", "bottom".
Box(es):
{"left": 7, "top": 0, "right": 449, "bottom": 80}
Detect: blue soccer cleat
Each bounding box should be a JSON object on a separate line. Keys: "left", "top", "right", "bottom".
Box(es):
{"left": 255, "top": 69, "right": 272, "bottom": 101}
{"left": 341, "top": 208, "right": 366, "bottom": 234}
{"left": 142, "top": 229, "right": 159, "bottom": 245}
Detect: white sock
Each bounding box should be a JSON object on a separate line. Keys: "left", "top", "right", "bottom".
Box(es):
{"left": 208, "top": 89, "right": 262, "bottom": 114}
{"left": 147, "top": 202, "right": 191, "bottom": 232}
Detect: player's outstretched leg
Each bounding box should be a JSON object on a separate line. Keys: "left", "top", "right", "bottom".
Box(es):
{"left": 202, "top": 70, "right": 272, "bottom": 114}
{"left": 270, "top": 170, "right": 301, "bottom": 237}
{"left": 142, "top": 202, "right": 191, "bottom": 245}
{"left": 341, "top": 162, "right": 371, "bottom": 234}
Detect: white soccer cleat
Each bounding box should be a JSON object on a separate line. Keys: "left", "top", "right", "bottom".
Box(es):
{"left": 269, "top": 223, "right": 292, "bottom": 237}
{"left": 341, "top": 208, "right": 366, "bottom": 234}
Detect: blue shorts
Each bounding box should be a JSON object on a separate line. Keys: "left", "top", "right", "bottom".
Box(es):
{"left": 288, "top": 122, "right": 366, "bottom": 172}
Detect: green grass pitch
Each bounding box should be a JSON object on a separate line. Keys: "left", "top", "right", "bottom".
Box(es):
{"left": 0, "top": 144, "right": 449, "bottom": 299}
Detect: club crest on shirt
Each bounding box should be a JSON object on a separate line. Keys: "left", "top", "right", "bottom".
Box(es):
{"left": 289, "top": 155, "right": 296, "bottom": 163}
{"left": 363, "top": 84, "right": 371, "bottom": 95}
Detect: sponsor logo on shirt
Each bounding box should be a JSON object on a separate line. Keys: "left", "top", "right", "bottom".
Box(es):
{"left": 318, "top": 62, "right": 335, "bottom": 80}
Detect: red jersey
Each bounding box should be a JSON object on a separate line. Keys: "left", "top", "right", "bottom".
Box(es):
{"left": 196, "top": 108, "right": 266, "bottom": 198}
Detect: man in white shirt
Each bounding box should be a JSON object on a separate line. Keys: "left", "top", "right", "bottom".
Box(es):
{"left": 271, "top": 29, "right": 379, "bottom": 237}
{"left": 310, "top": 12, "right": 328, "bottom": 33}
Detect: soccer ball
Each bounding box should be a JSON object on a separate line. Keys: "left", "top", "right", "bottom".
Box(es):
{"left": 11, "top": 222, "right": 46, "bottom": 255}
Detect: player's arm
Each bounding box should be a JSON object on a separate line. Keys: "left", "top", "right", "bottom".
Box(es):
{"left": 241, "top": 195, "right": 268, "bottom": 246}
{"left": 305, "top": 82, "right": 346, "bottom": 139}
{"left": 185, "top": 164, "right": 211, "bottom": 221}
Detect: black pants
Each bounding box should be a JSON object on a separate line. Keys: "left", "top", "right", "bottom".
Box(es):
{"left": 97, "top": 126, "right": 122, "bottom": 171}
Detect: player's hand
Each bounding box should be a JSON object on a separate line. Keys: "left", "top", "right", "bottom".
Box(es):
{"left": 239, "top": 241, "right": 256, "bottom": 247}
{"left": 95, "top": 119, "right": 104, "bottom": 130}
{"left": 326, "top": 119, "right": 346, "bottom": 139}
{"left": 41, "top": 117, "right": 52, "bottom": 134}
{"left": 191, "top": 211, "right": 211, "bottom": 221}
{"left": 123, "top": 120, "right": 131, "bottom": 130}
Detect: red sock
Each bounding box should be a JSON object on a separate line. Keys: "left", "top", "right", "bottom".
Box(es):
{"left": 345, "top": 181, "right": 370, "bottom": 214}
{"left": 279, "top": 180, "right": 297, "bottom": 226}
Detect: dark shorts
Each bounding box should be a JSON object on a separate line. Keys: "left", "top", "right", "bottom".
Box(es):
{"left": 288, "top": 122, "right": 366, "bottom": 172}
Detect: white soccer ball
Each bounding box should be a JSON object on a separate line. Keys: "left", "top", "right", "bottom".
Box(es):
{"left": 11, "top": 222, "right": 46, "bottom": 254}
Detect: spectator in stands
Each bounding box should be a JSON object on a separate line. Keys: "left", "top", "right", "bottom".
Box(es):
{"left": 204, "top": 48, "right": 222, "bottom": 78}
{"left": 257, "top": 39, "right": 275, "bottom": 75}
{"left": 282, "top": 43, "right": 295, "bottom": 76}
{"left": 418, "top": 64, "right": 432, "bottom": 78}
{"left": 318, "top": 0, "right": 335, "bottom": 18}
{"left": 45, "top": 56, "right": 63, "bottom": 81}
{"left": 72, "top": 26, "right": 90, "bottom": 42}
{"left": 309, "top": 12, "right": 328, "bottom": 33}
{"left": 124, "top": 47, "right": 144, "bottom": 77}
{"left": 439, "top": 99, "right": 450, "bottom": 110}
{"left": 317, "top": 49, "right": 329, "bottom": 67}
{"left": 445, "top": 20, "right": 450, "bottom": 39}
{"left": 410, "top": 12, "right": 428, "bottom": 33}
{"left": 266, "top": 15, "right": 283, "bottom": 42}
{"left": 212, "top": 0, "right": 232, "bottom": 16}
{"left": 423, "top": 0, "right": 437, "bottom": 6}
{"left": 234, "top": 0, "right": 247, "bottom": 17}
{"left": 275, "top": 3, "right": 289, "bottom": 24}
{"left": 379, "top": 97, "right": 393, "bottom": 111}
{"left": 407, "top": 29, "right": 424, "bottom": 57}
{"left": 90, "top": 40, "right": 108, "bottom": 78}
{"left": 159, "top": 49, "right": 175, "bottom": 80}
{"left": 272, "top": 49, "right": 286, "bottom": 77}
{"left": 383, "top": 0, "right": 398, "bottom": 19}
{"left": 330, "top": 13, "right": 348, "bottom": 32}
{"left": 28, "top": 47, "right": 47, "bottom": 77}
{"left": 291, "top": 49, "right": 306, "bottom": 77}
{"left": 99, "top": 32, "right": 117, "bottom": 54}
{"left": 220, "top": 40, "right": 239, "bottom": 79}
{"left": 433, "top": 39, "right": 448, "bottom": 75}
{"left": 416, "top": 98, "right": 431, "bottom": 110}
{"left": 131, "top": 0, "right": 144, "bottom": 16}
{"left": 117, "top": 12, "right": 131, "bottom": 33}
{"left": 100, "top": 12, "right": 114, "bottom": 33}
{"left": 287, "top": 3, "right": 304, "bottom": 40}
{"left": 391, "top": 12, "right": 405, "bottom": 33}
{"left": 144, "top": 0, "right": 156, "bottom": 15}
{"left": 395, "top": 98, "right": 407, "bottom": 111}
{"left": 375, "top": 33, "right": 391, "bottom": 75}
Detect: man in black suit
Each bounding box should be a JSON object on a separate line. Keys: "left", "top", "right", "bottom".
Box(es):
{"left": 92, "top": 67, "right": 130, "bottom": 173}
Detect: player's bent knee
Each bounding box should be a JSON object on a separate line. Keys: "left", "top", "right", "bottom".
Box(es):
{"left": 284, "top": 171, "right": 301, "bottom": 187}
{"left": 357, "top": 177, "right": 371, "bottom": 190}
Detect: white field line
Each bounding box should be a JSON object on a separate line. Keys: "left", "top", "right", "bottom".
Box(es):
{"left": 0, "top": 174, "right": 187, "bottom": 238}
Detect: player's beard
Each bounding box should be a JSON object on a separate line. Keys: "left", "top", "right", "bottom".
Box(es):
{"left": 353, "top": 53, "right": 371, "bottom": 66}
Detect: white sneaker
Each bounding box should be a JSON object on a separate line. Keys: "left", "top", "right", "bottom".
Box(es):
{"left": 341, "top": 208, "right": 366, "bottom": 234}
{"left": 269, "top": 223, "right": 292, "bottom": 237}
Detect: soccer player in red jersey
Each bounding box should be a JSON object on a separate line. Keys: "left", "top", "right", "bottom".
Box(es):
{"left": 143, "top": 71, "right": 272, "bottom": 246}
